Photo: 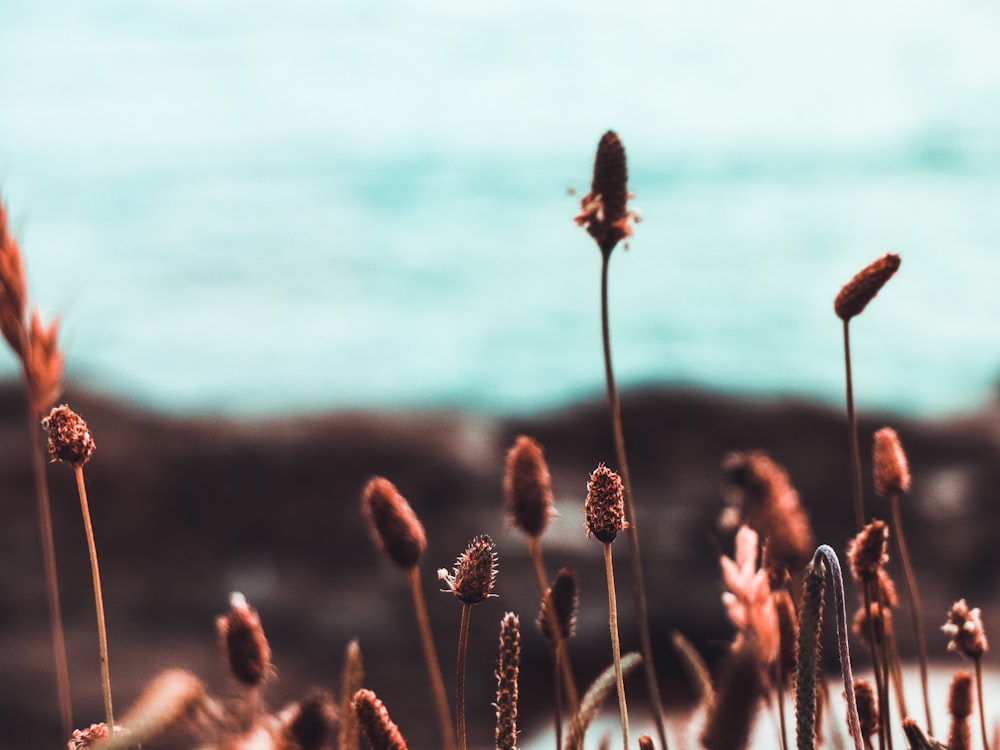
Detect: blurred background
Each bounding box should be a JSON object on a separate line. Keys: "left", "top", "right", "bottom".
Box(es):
{"left": 2, "top": 1, "right": 1000, "bottom": 748}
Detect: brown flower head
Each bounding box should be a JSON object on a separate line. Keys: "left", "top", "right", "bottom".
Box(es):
{"left": 834, "top": 252, "right": 901, "bottom": 321}
{"left": 67, "top": 723, "right": 109, "bottom": 750}
{"left": 495, "top": 612, "right": 520, "bottom": 750}
{"left": 353, "top": 689, "right": 409, "bottom": 750}
{"left": 948, "top": 670, "right": 974, "bottom": 750}
{"left": 503, "top": 435, "right": 555, "bottom": 538}
{"left": 43, "top": 404, "right": 95, "bottom": 466}
{"left": 25, "top": 311, "right": 63, "bottom": 416}
{"left": 851, "top": 679, "right": 879, "bottom": 743}
{"left": 537, "top": 565, "right": 579, "bottom": 646}
{"left": 0, "top": 198, "right": 28, "bottom": 357}
{"left": 574, "top": 131, "right": 636, "bottom": 257}
{"left": 943, "top": 599, "right": 988, "bottom": 660}
{"left": 282, "top": 689, "right": 338, "bottom": 750}
{"left": 216, "top": 592, "right": 272, "bottom": 688}
{"left": 361, "top": 477, "right": 427, "bottom": 569}
{"left": 438, "top": 534, "right": 498, "bottom": 605}
{"left": 846, "top": 519, "right": 889, "bottom": 584}
{"left": 637, "top": 737, "right": 655, "bottom": 750}
{"left": 584, "top": 463, "right": 628, "bottom": 543}
{"left": 853, "top": 601, "right": 894, "bottom": 647}
{"left": 873, "top": 427, "right": 911, "bottom": 498}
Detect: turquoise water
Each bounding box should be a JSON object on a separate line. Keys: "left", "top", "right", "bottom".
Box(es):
{"left": 1, "top": 1, "right": 999, "bottom": 415}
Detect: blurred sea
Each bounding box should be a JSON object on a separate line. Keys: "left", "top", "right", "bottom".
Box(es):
{"left": 1, "top": 0, "right": 999, "bottom": 417}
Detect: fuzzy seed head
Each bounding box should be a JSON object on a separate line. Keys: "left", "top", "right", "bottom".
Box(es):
{"left": 362, "top": 477, "right": 427, "bottom": 569}
{"left": 574, "top": 131, "right": 634, "bottom": 256}
{"left": 846, "top": 520, "right": 889, "bottom": 583}
{"left": 851, "top": 679, "right": 879, "bottom": 742}
{"left": 873, "top": 427, "right": 911, "bottom": 497}
{"left": 438, "top": 534, "right": 498, "bottom": 605}
{"left": 67, "top": 723, "right": 109, "bottom": 750}
{"left": 217, "top": 592, "right": 272, "bottom": 688}
{"left": 943, "top": 599, "right": 988, "bottom": 660}
{"left": 503, "top": 435, "right": 555, "bottom": 538}
{"left": 495, "top": 612, "right": 520, "bottom": 750}
{"left": 585, "top": 463, "right": 628, "bottom": 543}
{"left": 537, "top": 566, "right": 579, "bottom": 646}
{"left": 948, "top": 670, "right": 974, "bottom": 750}
{"left": 638, "top": 737, "right": 656, "bottom": 750}
{"left": 285, "top": 689, "right": 338, "bottom": 750}
{"left": 834, "top": 253, "right": 901, "bottom": 321}
{"left": 353, "top": 689, "right": 409, "bottom": 750}
{"left": 43, "top": 404, "right": 95, "bottom": 466}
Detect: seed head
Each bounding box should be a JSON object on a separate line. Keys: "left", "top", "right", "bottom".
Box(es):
{"left": 25, "top": 311, "right": 63, "bottom": 417}
{"left": 834, "top": 252, "right": 901, "bottom": 321}
{"left": 67, "top": 723, "right": 109, "bottom": 750}
{"left": 873, "top": 427, "right": 911, "bottom": 497}
{"left": 361, "top": 477, "right": 427, "bottom": 569}
{"left": 846, "top": 520, "right": 889, "bottom": 583}
{"left": 943, "top": 599, "right": 988, "bottom": 660}
{"left": 0, "top": 198, "right": 28, "bottom": 357}
{"left": 495, "top": 612, "right": 520, "bottom": 750}
{"left": 638, "top": 737, "right": 656, "bottom": 750}
{"left": 43, "top": 404, "right": 95, "bottom": 466}
{"left": 216, "top": 592, "right": 272, "bottom": 688}
{"left": 353, "top": 689, "right": 409, "bottom": 750}
{"left": 438, "top": 534, "right": 498, "bottom": 605}
{"left": 948, "top": 670, "right": 974, "bottom": 750}
{"left": 537, "top": 566, "right": 579, "bottom": 646}
{"left": 283, "top": 689, "right": 338, "bottom": 750}
{"left": 503, "top": 435, "right": 554, "bottom": 538}
{"left": 851, "top": 679, "right": 879, "bottom": 743}
{"left": 574, "top": 131, "right": 635, "bottom": 257}
{"left": 585, "top": 463, "right": 628, "bottom": 544}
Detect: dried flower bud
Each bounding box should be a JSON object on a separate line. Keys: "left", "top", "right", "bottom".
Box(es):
{"left": 948, "top": 670, "right": 974, "bottom": 750}
{"left": 283, "top": 689, "right": 337, "bottom": 750}
{"left": 873, "top": 427, "right": 911, "bottom": 497}
{"left": 217, "top": 592, "right": 272, "bottom": 688}
{"left": 834, "top": 253, "right": 901, "bottom": 321}
{"left": 362, "top": 477, "right": 427, "bottom": 569}
{"left": 353, "top": 689, "right": 409, "bottom": 750}
{"left": 43, "top": 404, "right": 95, "bottom": 466}
{"left": 585, "top": 463, "right": 628, "bottom": 543}
{"left": 438, "top": 534, "right": 497, "bottom": 605}
{"left": 495, "top": 612, "right": 520, "bottom": 750}
{"left": 638, "top": 737, "right": 656, "bottom": 750}
{"left": 851, "top": 679, "right": 879, "bottom": 743}
{"left": 537, "top": 566, "right": 579, "bottom": 646}
{"left": 67, "top": 723, "right": 109, "bottom": 750}
{"left": 574, "top": 131, "right": 635, "bottom": 257}
{"left": 846, "top": 520, "right": 889, "bottom": 583}
{"left": 503, "top": 435, "right": 554, "bottom": 538}
{"left": 943, "top": 599, "right": 988, "bottom": 660}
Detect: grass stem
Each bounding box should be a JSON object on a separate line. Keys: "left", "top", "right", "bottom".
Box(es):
{"left": 456, "top": 603, "right": 472, "bottom": 750}
{"left": 842, "top": 320, "right": 865, "bottom": 531}
{"left": 976, "top": 658, "right": 990, "bottom": 750}
{"left": 603, "top": 541, "right": 629, "bottom": 750}
{"left": 407, "top": 566, "right": 457, "bottom": 750}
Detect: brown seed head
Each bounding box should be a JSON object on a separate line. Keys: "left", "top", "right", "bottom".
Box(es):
{"left": 574, "top": 131, "right": 634, "bottom": 257}
{"left": 495, "top": 612, "right": 520, "bottom": 750}
{"left": 503, "top": 435, "right": 554, "bottom": 538}
{"left": 948, "top": 670, "right": 974, "bottom": 750}
{"left": 834, "top": 252, "right": 901, "bottom": 321}
{"left": 0, "top": 199, "right": 28, "bottom": 357}
{"left": 585, "top": 463, "right": 628, "bottom": 543}
{"left": 338, "top": 639, "right": 364, "bottom": 750}
{"left": 873, "top": 427, "right": 911, "bottom": 498}
{"left": 216, "top": 592, "right": 272, "bottom": 688}
{"left": 43, "top": 404, "right": 95, "bottom": 466}
{"left": 943, "top": 599, "right": 988, "bottom": 660}
{"left": 846, "top": 520, "right": 889, "bottom": 583}
{"left": 283, "top": 689, "right": 338, "bottom": 750}
{"left": 25, "top": 311, "right": 63, "bottom": 416}
{"left": 361, "top": 477, "right": 427, "bottom": 569}
{"left": 67, "top": 723, "right": 109, "bottom": 750}
{"left": 853, "top": 601, "right": 893, "bottom": 647}
{"left": 438, "top": 534, "right": 497, "bottom": 605}
{"left": 637, "top": 737, "right": 656, "bottom": 750}
{"left": 537, "top": 566, "right": 579, "bottom": 646}
{"left": 353, "top": 689, "right": 409, "bottom": 750}
{"left": 851, "top": 679, "right": 879, "bottom": 742}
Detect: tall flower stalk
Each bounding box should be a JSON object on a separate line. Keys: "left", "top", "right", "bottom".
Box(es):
{"left": 574, "top": 130, "right": 668, "bottom": 750}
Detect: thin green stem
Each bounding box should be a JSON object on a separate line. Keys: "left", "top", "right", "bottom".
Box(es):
{"left": 456, "top": 603, "right": 472, "bottom": 750}
{"left": 73, "top": 464, "right": 114, "bottom": 731}
{"left": 407, "top": 566, "right": 457, "bottom": 750}
{"left": 842, "top": 320, "right": 865, "bottom": 531}
{"left": 28, "top": 414, "right": 73, "bottom": 739}
{"left": 600, "top": 250, "right": 669, "bottom": 750}
{"left": 602, "top": 542, "right": 629, "bottom": 750}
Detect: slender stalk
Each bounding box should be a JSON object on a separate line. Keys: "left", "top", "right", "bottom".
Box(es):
{"left": 27, "top": 414, "right": 73, "bottom": 739}
{"left": 775, "top": 662, "right": 788, "bottom": 750}
{"left": 842, "top": 320, "right": 865, "bottom": 531}
{"left": 455, "top": 603, "right": 472, "bottom": 750}
{"left": 975, "top": 658, "right": 989, "bottom": 750}
{"left": 599, "top": 250, "right": 669, "bottom": 750}
{"left": 407, "top": 567, "right": 457, "bottom": 750}
{"left": 73, "top": 464, "right": 114, "bottom": 731}
{"left": 889, "top": 492, "right": 932, "bottom": 734}
{"left": 602, "top": 542, "right": 629, "bottom": 750}
{"left": 527, "top": 537, "right": 579, "bottom": 713}
{"left": 861, "top": 582, "right": 887, "bottom": 750}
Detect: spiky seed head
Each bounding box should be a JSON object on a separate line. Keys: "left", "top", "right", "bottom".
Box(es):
{"left": 537, "top": 566, "right": 579, "bottom": 646}
{"left": 846, "top": 520, "right": 889, "bottom": 583}
{"left": 284, "top": 689, "right": 338, "bottom": 750}
{"left": 438, "top": 534, "right": 498, "bottom": 605}
{"left": 873, "top": 427, "right": 911, "bottom": 498}
{"left": 43, "top": 404, "right": 95, "bottom": 466}
{"left": 943, "top": 599, "right": 988, "bottom": 660}
{"left": 851, "top": 679, "right": 879, "bottom": 742}
{"left": 495, "top": 612, "right": 520, "bottom": 750}
{"left": 353, "top": 689, "right": 409, "bottom": 750}
{"left": 361, "top": 477, "right": 427, "bottom": 569}
{"left": 585, "top": 463, "right": 628, "bottom": 543}
{"left": 216, "top": 592, "right": 272, "bottom": 688}
{"left": 834, "top": 253, "right": 901, "bottom": 321}
{"left": 574, "top": 131, "right": 634, "bottom": 257}
{"left": 503, "top": 435, "right": 554, "bottom": 538}
{"left": 67, "top": 723, "right": 110, "bottom": 749}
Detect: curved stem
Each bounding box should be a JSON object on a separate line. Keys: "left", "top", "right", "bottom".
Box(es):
{"left": 843, "top": 321, "right": 865, "bottom": 531}
{"left": 74, "top": 464, "right": 114, "bottom": 731}
{"left": 600, "top": 250, "right": 669, "bottom": 750}
{"left": 456, "top": 603, "right": 472, "bottom": 750}
{"left": 603, "top": 542, "right": 629, "bottom": 750}
{"left": 407, "top": 566, "right": 457, "bottom": 750}
{"left": 28, "top": 414, "right": 73, "bottom": 738}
